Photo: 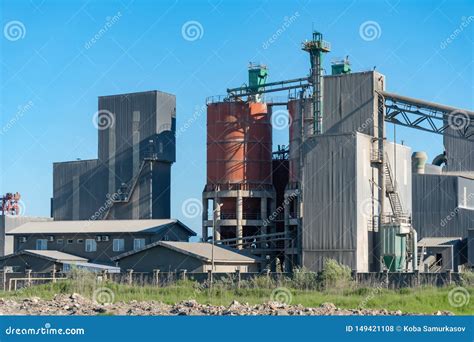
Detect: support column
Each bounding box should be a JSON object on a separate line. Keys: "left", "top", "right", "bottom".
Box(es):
{"left": 236, "top": 191, "right": 243, "bottom": 250}
{"left": 202, "top": 197, "right": 208, "bottom": 242}
{"left": 214, "top": 197, "right": 221, "bottom": 241}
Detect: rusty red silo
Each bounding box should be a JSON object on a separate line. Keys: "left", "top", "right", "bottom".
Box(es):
{"left": 207, "top": 101, "right": 272, "bottom": 188}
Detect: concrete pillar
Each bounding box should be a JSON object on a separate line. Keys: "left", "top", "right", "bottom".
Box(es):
{"left": 214, "top": 198, "right": 221, "bottom": 241}
{"left": 236, "top": 191, "right": 243, "bottom": 250}
{"left": 202, "top": 197, "right": 208, "bottom": 242}
{"left": 283, "top": 193, "right": 291, "bottom": 273}
{"left": 127, "top": 269, "right": 133, "bottom": 285}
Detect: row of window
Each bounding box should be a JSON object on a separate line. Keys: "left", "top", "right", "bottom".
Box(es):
{"left": 35, "top": 238, "right": 146, "bottom": 252}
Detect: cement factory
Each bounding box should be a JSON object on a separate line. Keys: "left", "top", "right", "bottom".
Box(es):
{"left": 1, "top": 30, "right": 474, "bottom": 276}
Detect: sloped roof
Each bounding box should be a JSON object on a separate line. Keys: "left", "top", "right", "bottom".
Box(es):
{"left": 418, "top": 237, "right": 462, "bottom": 247}
{"left": 7, "top": 219, "right": 196, "bottom": 236}
{"left": 112, "top": 241, "right": 260, "bottom": 264}
{"left": 0, "top": 250, "right": 87, "bottom": 262}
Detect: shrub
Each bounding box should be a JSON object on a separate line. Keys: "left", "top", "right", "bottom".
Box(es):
{"left": 318, "top": 258, "right": 353, "bottom": 292}
{"left": 291, "top": 267, "right": 318, "bottom": 290}
{"left": 460, "top": 270, "right": 474, "bottom": 286}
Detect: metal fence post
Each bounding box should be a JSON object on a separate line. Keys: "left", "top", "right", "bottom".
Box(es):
{"left": 26, "top": 269, "right": 32, "bottom": 287}
{"left": 52, "top": 266, "right": 57, "bottom": 283}
{"left": 236, "top": 269, "right": 241, "bottom": 289}
{"left": 153, "top": 269, "right": 160, "bottom": 286}
{"left": 446, "top": 270, "right": 452, "bottom": 285}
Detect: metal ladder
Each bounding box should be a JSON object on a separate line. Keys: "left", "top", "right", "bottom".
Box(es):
{"left": 384, "top": 153, "right": 404, "bottom": 219}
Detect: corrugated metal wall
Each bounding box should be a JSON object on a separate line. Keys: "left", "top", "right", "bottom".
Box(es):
{"left": 53, "top": 159, "right": 106, "bottom": 220}
{"left": 53, "top": 91, "right": 176, "bottom": 220}
{"left": 412, "top": 174, "right": 474, "bottom": 239}
{"left": 302, "top": 133, "right": 358, "bottom": 271}
{"left": 444, "top": 123, "right": 474, "bottom": 172}
{"left": 323, "top": 71, "right": 384, "bottom": 136}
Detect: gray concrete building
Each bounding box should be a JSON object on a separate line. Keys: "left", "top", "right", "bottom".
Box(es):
{"left": 113, "top": 241, "right": 260, "bottom": 273}
{"left": 52, "top": 90, "right": 176, "bottom": 221}
{"left": 7, "top": 219, "right": 195, "bottom": 265}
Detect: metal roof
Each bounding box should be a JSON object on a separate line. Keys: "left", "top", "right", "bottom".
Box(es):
{"left": 0, "top": 250, "right": 88, "bottom": 262}
{"left": 418, "top": 237, "right": 462, "bottom": 247}
{"left": 113, "top": 241, "right": 260, "bottom": 264}
{"left": 67, "top": 262, "right": 121, "bottom": 273}
{"left": 7, "top": 219, "right": 196, "bottom": 236}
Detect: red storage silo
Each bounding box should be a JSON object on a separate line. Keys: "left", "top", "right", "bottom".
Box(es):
{"left": 207, "top": 101, "right": 272, "bottom": 188}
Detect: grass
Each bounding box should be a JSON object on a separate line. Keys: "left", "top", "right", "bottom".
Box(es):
{"left": 1, "top": 280, "right": 472, "bottom": 315}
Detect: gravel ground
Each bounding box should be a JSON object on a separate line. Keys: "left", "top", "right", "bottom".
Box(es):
{"left": 0, "top": 295, "right": 454, "bottom": 316}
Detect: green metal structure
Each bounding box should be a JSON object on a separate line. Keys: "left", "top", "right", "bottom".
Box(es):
{"left": 331, "top": 57, "right": 351, "bottom": 75}
{"left": 302, "top": 31, "right": 331, "bottom": 135}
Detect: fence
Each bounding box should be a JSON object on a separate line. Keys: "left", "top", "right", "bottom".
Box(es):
{"left": 0, "top": 269, "right": 465, "bottom": 292}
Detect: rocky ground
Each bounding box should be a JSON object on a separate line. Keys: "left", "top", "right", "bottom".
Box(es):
{"left": 0, "top": 294, "right": 455, "bottom": 316}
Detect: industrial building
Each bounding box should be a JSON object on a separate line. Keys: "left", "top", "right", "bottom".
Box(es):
{"left": 0, "top": 249, "right": 120, "bottom": 273}
{"left": 52, "top": 90, "right": 176, "bottom": 221}
{"left": 113, "top": 241, "right": 260, "bottom": 273}
{"left": 6, "top": 219, "right": 195, "bottom": 264}
{"left": 202, "top": 31, "right": 474, "bottom": 273}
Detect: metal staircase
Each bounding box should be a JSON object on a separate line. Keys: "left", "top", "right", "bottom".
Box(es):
{"left": 383, "top": 153, "right": 405, "bottom": 220}
{"left": 98, "top": 154, "right": 157, "bottom": 220}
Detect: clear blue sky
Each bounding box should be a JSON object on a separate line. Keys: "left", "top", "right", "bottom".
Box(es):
{"left": 1, "top": 0, "right": 473, "bottom": 234}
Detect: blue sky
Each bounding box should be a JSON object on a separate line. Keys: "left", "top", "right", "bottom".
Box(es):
{"left": 1, "top": 0, "right": 473, "bottom": 234}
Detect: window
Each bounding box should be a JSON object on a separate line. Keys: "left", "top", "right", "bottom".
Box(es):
{"left": 85, "top": 239, "right": 97, "bottom": 252}
{"left": 113, "top": 239, "right": 125, "bottom": 252}
{"left": 133, "top": 238, "right": 145, "bottom": 251}
{"left": 57, "top": 239, "right": 63, "bottom": 244}
{"left": 67, "top": 239, "right": 74, "bottom": 244}
{"left": 77, "top": 239, "right": 84, "bottom": 243}
{"left": 36, "top": 239, "right": 47, "bottom": 250}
